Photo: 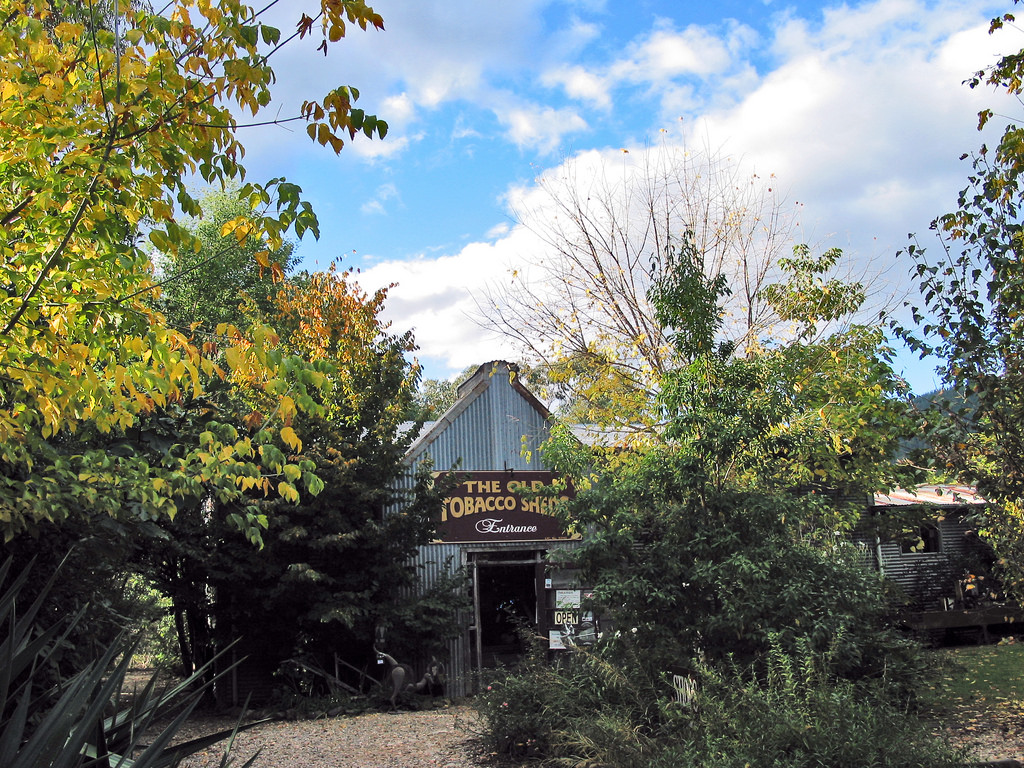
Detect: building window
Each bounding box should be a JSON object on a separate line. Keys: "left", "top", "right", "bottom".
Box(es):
{"left": 901, "top": 524, "right": 941, "bottom": 554}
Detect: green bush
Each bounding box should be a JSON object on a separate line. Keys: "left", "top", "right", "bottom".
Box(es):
{"left": 476, "top": 671, "right": 553, "bottom": 757}
{"left": 655, "top": 638, "right": 966, "bottom": 768}
{"left": 558, "top": 450, "right": 932, "bottom": 705}
{"left": 475, "top": 636, "right": 662, "bottom": 765}
{"left": 474, "top": 636, "right": 965, "bottom": 768}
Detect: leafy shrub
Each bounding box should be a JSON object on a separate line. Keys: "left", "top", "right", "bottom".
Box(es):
{"left": 476, "top": 660, "right": 557, "bottom": 757}
{"left": 475, "top": 635, "right": 662, "bottom": 765}
{"left": 653, "top": 636, "right": 964, "bottom": 768}
{"left": 475, "top": 635, "right": 965, "bottom": 768}
{"left": 559, "top": 449, "right": 932, "bottom": 705}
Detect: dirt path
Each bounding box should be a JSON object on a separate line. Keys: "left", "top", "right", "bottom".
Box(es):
{"left": 176, "top": 705, "right": 490, "bottom": 768}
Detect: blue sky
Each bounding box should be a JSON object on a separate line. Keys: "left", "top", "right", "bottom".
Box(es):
{"left": 236, "top": 0, "right": 1014, "bottom": 394}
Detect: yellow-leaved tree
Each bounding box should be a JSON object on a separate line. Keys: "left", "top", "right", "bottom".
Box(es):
{"left": 0, "top": 0, "right": 388, "bottom": 541}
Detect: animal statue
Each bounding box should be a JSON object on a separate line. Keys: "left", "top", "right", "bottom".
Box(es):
{"left": 374, "top": 647, "right": 446, "bottom": 707}
{"left": 374, "top": 646, "right": 414, "bottom": 708}
{"left": 417, "top": 656, "right": 446, "bottom": 697}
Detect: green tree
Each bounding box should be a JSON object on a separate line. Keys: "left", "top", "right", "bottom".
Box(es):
{"left": 478, "top": 236, "right": 941, "bottom": 767}
{"left": 0, "top": 0, "right": 387, "bottom": 541}
{"left": 143, "top": 270, "right": 461, "bottom": 691}
{"left": 155, "top": 185, "right": 299, "bottom": 332}
{"left": 898, "top": 6, "right": 1024, "bottom": 600}
{"left": 547, "top": 237, "right": 921, "bottom": 669}
{"left": 413, "top": 364, "right": 478, "bottom": 419}
{"left": 650, "top": 237, "right": 919, "bottom": 521}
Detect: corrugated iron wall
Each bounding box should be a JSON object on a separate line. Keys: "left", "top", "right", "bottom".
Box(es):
{"left": 854, "top": 513, "right": 980, "bottom": 610}
{"left": 406, "top": 371, "right": 551, "bottom": 473}
{"left": 877, "top": 517, "right": 974, "bottom": 610}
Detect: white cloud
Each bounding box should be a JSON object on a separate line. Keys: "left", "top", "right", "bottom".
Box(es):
{"left": 241, "top": 0, "right": 557, "bottom": 166}
{"left": 695, "top": 1, "right": 1010, "bottom": 254}
{"left": 486, "top": 221, "right": 512, "bottom": 238}
{"left": 356, "top": 240, "right": 533, "bottom": 370}
{"left": 614, "top": 23, "right": 735, "bottom": 81}
{"left": 350, "top": 133, "right": 414, "bottom": 160}
{"left": 938, "top": 22, "right": 1014, "bottom": 76}
{"left": 498, "top": 103, "right": 589, "bottom": 153}
{"left": 541, "top": 18, "right": 759, "bottom": 119}
{"left": 541, "top": 65, "right": 612, "bottom": 109}
{"left": 346, "top": 93, "right": 423, "bottom": 161}
{"left": 380, "top": 92, "right": 416, "bottom": 125}
{"left": 360, "top": 183, "right": 400, "bottom": 216}
{"left": 562, "top": 16, "right": 604, "bottom": 51}
{"left": 451, "top": 114, "right": 483, "bottom": 140}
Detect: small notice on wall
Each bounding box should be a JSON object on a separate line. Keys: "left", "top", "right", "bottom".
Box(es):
{"left": 555, "top": 589, "right": 581, "bottom": 609}
{"left": 549, "top": 629, "right": 567, "bottom": 650}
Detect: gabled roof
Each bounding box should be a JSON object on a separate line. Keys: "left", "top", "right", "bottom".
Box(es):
{"left": 404, "top": 361, "right": 551, "bottom": 468}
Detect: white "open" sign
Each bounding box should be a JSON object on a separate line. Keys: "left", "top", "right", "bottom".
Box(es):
{"left": 553, "top": 610, "right": 579, "bottom": 625}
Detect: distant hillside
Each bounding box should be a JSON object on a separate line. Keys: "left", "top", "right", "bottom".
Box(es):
{"left": 897, "top": 388, "right": 978, "bottom": 460}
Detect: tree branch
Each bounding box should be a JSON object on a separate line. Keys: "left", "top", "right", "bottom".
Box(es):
{"left": 2, "top": 121, "right": 118, "bottom": 336}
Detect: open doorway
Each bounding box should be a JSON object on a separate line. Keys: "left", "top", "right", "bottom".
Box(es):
{"left": 470, "top": 550, "right": 543, "bottom": 672}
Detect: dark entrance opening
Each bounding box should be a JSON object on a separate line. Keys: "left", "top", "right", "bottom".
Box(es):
{"left": 478, "top": 563, "right": 535, "bottom": 666}
{"left": 470, "top": 550, "right": 542, "bottom": 672}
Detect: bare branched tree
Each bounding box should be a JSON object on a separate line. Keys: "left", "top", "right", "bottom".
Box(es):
{"left": 479, "top": 140, "right": 800, "bottom": 425}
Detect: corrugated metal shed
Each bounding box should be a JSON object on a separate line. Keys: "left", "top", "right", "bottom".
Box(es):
{"left": 397, "top": 361, "right": 571, "bottom": 697}
{"left": 873, "top": 485, "right": 985, "bottom": 507}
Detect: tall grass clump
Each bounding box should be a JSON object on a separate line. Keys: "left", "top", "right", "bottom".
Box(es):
{"left": 653, "top": 636, "right": 966, "bottom": 768}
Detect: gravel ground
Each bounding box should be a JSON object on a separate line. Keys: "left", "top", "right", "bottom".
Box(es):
{"left": 175, "top": 705, "right": 489, "bottom": 768}
{"left": 147, "top": 687, "right": 1024, "bottom": 768}
{"left": 167, "top": 704, "right": 1024, "bottom": 768}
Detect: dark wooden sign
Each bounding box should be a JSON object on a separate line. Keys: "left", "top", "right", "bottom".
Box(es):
{"left": 433, "top": 470, "right": 575, "bottom": 543}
